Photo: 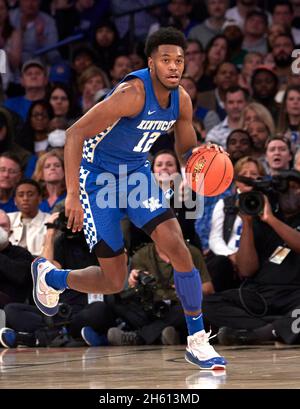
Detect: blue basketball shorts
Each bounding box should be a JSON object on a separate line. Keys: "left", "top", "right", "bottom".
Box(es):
{"left": 79, "top": 161, "right": 171, "bottom": 252}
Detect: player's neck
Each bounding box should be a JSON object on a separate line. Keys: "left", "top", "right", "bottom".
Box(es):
{"left": 151, "top": 76, "right": 172, "bottom": 109}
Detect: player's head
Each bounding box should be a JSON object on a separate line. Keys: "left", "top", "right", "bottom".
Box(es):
{"left": 145, "top": 27, "right": 186, "bottom": 90}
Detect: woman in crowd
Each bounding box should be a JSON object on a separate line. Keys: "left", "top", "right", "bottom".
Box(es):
{"left": 277, "top": 85, "right": 300, "bottom": 151}
{"left": 33, "top": 149, "right": 66, "bottom": 213}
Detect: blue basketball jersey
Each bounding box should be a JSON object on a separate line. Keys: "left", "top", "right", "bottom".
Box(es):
{"left": 81, "top": 68, "right": 180, "bottom": 174}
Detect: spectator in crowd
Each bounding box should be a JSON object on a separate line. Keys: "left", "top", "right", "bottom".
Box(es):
{"left": 70, "top": 45, "right": 96, "bottom": 98}
{"left": 198, "top": 62, "right": 239, "bottom": 121}
{"left": 251, "top": 66, "right": 280, "bottom": 120}
{"left": 222, "top": 19, "right": 246, "bottom": 68}
{"left": 8, "top": 179, "right": 51, "bottom": 256}
{"left": 109, "top": 54, "right": 132, "bottom": 88}
{"left": 294, "top": 148, "right": 300, "bottom": 170}
{"left": 33, "top": 149, "right": 66, "bottom": 213}
{"left": 271, "top": 34, "right": 295, "bottom": 86}
{"left": 184, "top": 40, "right": 213, "bottom": 92}
{"left": 16, "top": 100, "right": 54, "bottom": 157}
{"left": 238, "top": 52, "right": 263, "bottom": 93}
{"left": 206, "top": 86, "right": 249, "bottom": 148}
{"left": 180, "top": 74, "right": 220, "bottom": 132}
{"left": 188, "top": 0, "right": 228, "bottom": 49}
{"left": 271, "top": 1, "right": 300, "bottom": 45}
{"left": 0, "top": 152, "right": 22, "bottom": 213}
{"left": 207, "top": 156, "right": 265, "bottom": 292}
{"left": 204, "top": 170, "right": 300, "bottom": 347}
{"left": 277, "top": 85, "right": 300, "bottom": 151}
{"left": 93, "top": 20, "right": 122, "bottom": 73}
{"left": 226, "top": 0, "right": 270, "bottom": 28}
{"left": 238, "top": 102, "right": 276, "bottom": 136}
{"left": 47, "top": 83, "right": 79, "bottom": 126}
{"left": 78, "top": 66, "right": 111, "bottom": 113}
{"left": 0, "top": 209, "right": 33, "bottom": 307}
{"left": 204, "top": 34, "right": 229, "bottom": 81}
{"left": 225, "top": 129, "right": 253, "bottom": 164}
{"left": 0, "top": 0, "right": 21, "bottom": 90}
{"left": 242, "top": 10, "right": 268, "bottom": 54}
{"left": 4, "top": 60, "right": 48, "bottom": 121}
{"left": 0, "top": 108, "right": 31, "bottom": 169}
{"left": 107, "top": 238, "right": 213, "bottom": 346}
{"left": 265, "top": 136, "right": 293, "bottom": 175}
{"left": 246, "top": 119, "right": 271, "bottom": 164}
{"left": 10, "top": 0, "right": 61, "bottom": 64}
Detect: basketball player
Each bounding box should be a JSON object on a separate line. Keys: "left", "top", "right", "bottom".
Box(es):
{"left": 32, "top": 27, "right": 226, "bottom": 370}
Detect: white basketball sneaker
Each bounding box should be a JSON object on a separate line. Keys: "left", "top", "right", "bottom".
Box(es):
{"left": 185, "top": 330, "right": 227, "bottom": 370}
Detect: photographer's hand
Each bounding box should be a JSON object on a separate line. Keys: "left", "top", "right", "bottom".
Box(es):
{"left": 128, "top": 269, "right": 150, "bottom": 288}
{"left": 259, "top": 195, "right": 275, "bottom": 224}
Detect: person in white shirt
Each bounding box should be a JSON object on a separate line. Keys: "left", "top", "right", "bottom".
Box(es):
{"left": 8, "top": 179, "right": 54, "bottom": 256}
{"left": 207, "top": 156, "right": 266, "bottom": 291}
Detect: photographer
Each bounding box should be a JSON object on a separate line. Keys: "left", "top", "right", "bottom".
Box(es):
{"left": 107, "top": 241, "right": 213, "bottom": 346}
{"left": 202, "top": 169, "right": 300, "bottom": 346}
{"left": 0, "top": 209, "right": 116, "bottom": 348}
{"left": 207, "top": 156, "right": 266, "bottom": 291}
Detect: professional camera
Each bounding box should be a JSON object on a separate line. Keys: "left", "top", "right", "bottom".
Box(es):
{"left": 235, "top": 169, "right": 300, "bottom": 216}
{"left": 118, "top": 271, "right": 168, "bottom": 318}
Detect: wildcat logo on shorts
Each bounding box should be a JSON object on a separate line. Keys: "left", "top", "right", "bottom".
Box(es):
{"left": 0, "top": 50, "right": 7, "bottom": 74}
{"left": 142, "top": 197, "right": 163, "bottom": 212}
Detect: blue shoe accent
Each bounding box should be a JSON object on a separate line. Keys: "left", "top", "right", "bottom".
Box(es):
{"left": 31, "top": 257, "right": 61, "bottom": 317}
{"left": 185, "top": 351, "right": 227, "bottom": 370}
{"left": 81, "top": 327, "right": 108, "bottom": 347}
{"left": 0, "top": 328, "right": 17, "bottom": 348}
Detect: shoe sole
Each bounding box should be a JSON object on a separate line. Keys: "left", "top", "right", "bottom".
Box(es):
{"left": 0, "top": 327, "right": 14, "bottom": 348}
{"left": 31, "top": 258, "right": 59, "bottom": 317}
{"left": 185, "top": 351, "right": 227, "bottom": 370}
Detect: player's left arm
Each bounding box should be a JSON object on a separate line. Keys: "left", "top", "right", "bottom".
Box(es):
{"left": 174, "top": 86, "right": 198, "bottom": 165}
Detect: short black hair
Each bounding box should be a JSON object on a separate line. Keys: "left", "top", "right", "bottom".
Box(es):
{"left": 16, "top": 178, "right": 42, "bottom": 195}
{"left": 225, "top": 86, "right": 249, "bottom": 101}
{"left": 144, "top": 27, "right": 187, "bottom": 58}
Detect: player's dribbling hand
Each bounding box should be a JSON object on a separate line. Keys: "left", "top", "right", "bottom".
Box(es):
{"left": 192, "top": 143, "right": 229, "bottom": 155}
{"left": 65, "top": 194, "right": 84, "bottom": 233}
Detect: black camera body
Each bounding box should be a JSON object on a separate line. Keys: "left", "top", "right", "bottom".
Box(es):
{"left": 118, "top": 271, "right": 168, "bottom": 318}
{"left": 235, "top": 170, "right": 300, "bottom": 215}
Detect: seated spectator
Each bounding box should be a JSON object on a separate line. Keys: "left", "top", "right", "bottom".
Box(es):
{"left": 277, "top": 85, "right": 300, "bottom": 151}
{"left": 265, "top": 136, "right": 293, "bottom": 175}
{"left": 198, "top": 62, "right": 239, "bottom": 121}
{"left": 47, "top": 83, "right": 79, "bottom": 126}
{"left": 78, "top": 66, "right": 111, "bottom": 113}
{"left": 251, "top": 66, "right": 280, "bottom": 120}
{"left": 16, "top": 100, "right": 54, "bottom": 157}
{"left": 206, "top": 86, "right": 249, "bottom": 148}
{"left": 0, "top": 152, "right": 22, "bottom": 212}
{"left": 180, "top": 74, "right": 220, "bottom": 132}
{"left": 271, "top": 34, "right": 295, "bottom": 87}
{"left": 204, "top": 35, "right": 229, "bottom": 82}
{"left": 8, "top": 179, "right": 51, "bottom": 256}
{"left": 242, "top": 10, "right": 268, "bottom": 55}
{"left": 107, "top": 239, "right": 214, "bottom": 346}
{"left": 9, "top": 0, "right": 60, "bottom": 64}
{"left": 0, "top": 210, "right": 115, "bottom": 348}
{"left": 246, "top": 119, "right": 270, "bottom": 164}
{"left": 238, "top": 102, "right": 275, "bottom": 136}
{"left": 207, "top": 156, "right": 265, "bottom": 292}
{"left": 33, "top": 149, "right": 66, "bottom": 213}
{"left": 0, "top": 209, "right": 33, "bottom": 307}
{"left": 0, "top": 108, "right": 31, "bottom": 169}
{"left": 226, "top": 129, "right": 253, "bottom": 164}
{"left": 4, "top": 60, "right": 48, "bottom": 121}
{"left": 238, "top": 52, "right": 263, "bottom": 93}
{"left": 203, "top": 170, "right": 300, "bottom": 346}
{"left": 188, "top": 0, "right": 228, "bottom": 49}
{"left": 222, "top": 19, "right": 247, "bottom": 68}
{"left": 109, "top": 54, "right": 132, "bottom": 88}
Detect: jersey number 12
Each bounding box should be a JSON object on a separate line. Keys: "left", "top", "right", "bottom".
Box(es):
{"left": 133, "top": 131, "right": 161, "bottom": 153}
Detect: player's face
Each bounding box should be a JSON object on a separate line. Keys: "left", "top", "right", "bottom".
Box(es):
{"left": 149, "top": 45, "right": 184, "bottom": 90}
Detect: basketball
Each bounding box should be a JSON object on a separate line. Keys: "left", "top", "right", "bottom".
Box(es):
{"left": 185, "top": 147, "right": 234, "bottom": 196}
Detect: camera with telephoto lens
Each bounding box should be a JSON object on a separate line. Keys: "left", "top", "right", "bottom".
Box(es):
{"left": 235, "top": 169, "right": 300, "bottom": 216}
{"left": 118, "top": 271, "right": 168, "bottom": 318}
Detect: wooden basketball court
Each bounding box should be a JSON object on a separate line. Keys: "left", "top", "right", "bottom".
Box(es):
{"left": 1, "top": 344, "right": 300, "bottom": 389}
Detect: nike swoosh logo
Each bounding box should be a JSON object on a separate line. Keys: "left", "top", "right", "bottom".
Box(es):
{"left": 192, "top": 315, "right": 202, "bottom": 321}
{"left": 148, "top": 110, "right": 156, "bottom": 115}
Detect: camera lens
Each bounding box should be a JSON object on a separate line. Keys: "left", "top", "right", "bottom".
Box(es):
{"left": 239, "top": 191, "right": 264, "bottom": 215}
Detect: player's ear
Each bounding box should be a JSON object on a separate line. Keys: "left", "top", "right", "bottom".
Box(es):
{"left": 148, "top": 57, "right": 153, "bottom": 72}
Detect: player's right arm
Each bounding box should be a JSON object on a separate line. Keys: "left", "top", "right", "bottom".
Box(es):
{"left": 64, "top": 79, "right": 145, "bottom": 232}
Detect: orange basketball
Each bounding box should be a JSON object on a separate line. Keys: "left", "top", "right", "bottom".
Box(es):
{"left": 185, "top": 147, "right": 234, "bottom": 196}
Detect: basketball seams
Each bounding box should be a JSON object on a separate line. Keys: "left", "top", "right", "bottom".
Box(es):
{"left": 208, "top": 154, "right": 227, "bottom": 196}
